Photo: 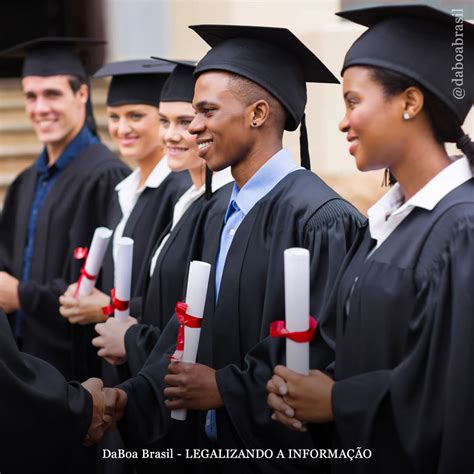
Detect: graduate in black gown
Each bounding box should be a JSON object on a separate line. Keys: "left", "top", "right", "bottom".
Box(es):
{"left": 0, "top": 38, "right": 130, "bottom": 381}
{"left": 56, "top": 59, "right": 191, "bottom": 474}
{"left": 267, "top": 5, "right": 474, "bottom": 474}
{"left": 115, "top": 26, "right": 364, "bottom": 474}
{"left": 58, "top": 59, "right": 191, "bottom": 331}
{"left": 0, "top": 308, "right": 127, "bottom": 474}
{"left": 90, "top": 61, "right": 233, "bottom": 378}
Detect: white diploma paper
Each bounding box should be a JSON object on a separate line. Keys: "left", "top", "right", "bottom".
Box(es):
{"left": 172, "top": 260, "right": 211, "bottom": 421}
{"left": 284, "top": 247, "right": 310, "bottom": 375}
{"left": 114, "top": 237, "right": 134, "bottom": 322}
{"left": 77, "top": 227, "right": 113, "bottom": 296}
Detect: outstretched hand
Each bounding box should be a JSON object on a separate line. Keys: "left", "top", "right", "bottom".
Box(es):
{"left": 81, "top": 378, "right": 128, "bottom": 446}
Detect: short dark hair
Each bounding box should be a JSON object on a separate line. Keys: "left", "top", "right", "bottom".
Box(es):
{"left": 67, "top": 75, "right": 84, "bottom": 94}
{"left": 227, "top": 73, "right": 286, "bottom": 137}
{"left": 66, "top": 75, "right": 99, "bottom": 137}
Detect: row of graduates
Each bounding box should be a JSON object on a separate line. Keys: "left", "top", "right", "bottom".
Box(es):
{"left": 0, "top": 4, "right": 474, "bottom": 474}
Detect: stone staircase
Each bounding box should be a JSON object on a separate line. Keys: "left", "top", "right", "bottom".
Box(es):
{"left": 0, "top": 78, "right": 117, "bottom": 205}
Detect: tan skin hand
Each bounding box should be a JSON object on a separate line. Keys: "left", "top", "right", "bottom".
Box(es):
{"left": 163, "top": 362, "right": 224, "bottom": 411}
{"left": 267, "top": 374, "right": 306, "bottom": 432}
{"left": 0, "top": 271, "right": 20, "bottom": 314}
{"left": 81, "top": 378, "right": 128, "bottom": 446}
{"left": 92, "top": 316, "right": 137, "bottom": 366}
{"left": 267, "top": 365, "right": 335, "bottom": 431}
{"left": 59, "top": 283, "right": 110, "bottom": 325}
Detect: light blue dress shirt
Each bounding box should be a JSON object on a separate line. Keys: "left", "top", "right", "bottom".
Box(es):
{"left": 214, "top": 148, "right": 299, "bottom": 297}
{"left": 207, "top": 148, "right": 300, "bottom": 441}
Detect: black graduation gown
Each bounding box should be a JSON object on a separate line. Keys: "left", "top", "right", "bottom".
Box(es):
{"left": 322, "top": 179, "right": 474, "bottom": 474}
{"left": 100, "top": 170, "right": 192, "bottom": 298}
{"left": 99, "top": 169, "right": 191, "bottom": 389}
{"left": 124, "top": 183, "right": 233, "bottom": 378}
{"left": 118, "top": 170, "right": 364, "bottom": 473}
{"left": 0, "top": 143, "right": 130, "bottom": 380}
{"left": 0, "top": 309, "right": 92, "bottom": 474}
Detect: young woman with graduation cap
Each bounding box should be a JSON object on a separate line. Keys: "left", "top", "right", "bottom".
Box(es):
{"left": 114, "top": 26, "right": 363, "bottom": 474}
{"left": 58, "top": 59, "right": 191, "bottom": 330}
{"left": 56, "top": 58, "right": 192, "bottom": 474}
{"left": 0, "top": 38, "right": 129, "bottom": 382}
{"left": 267, "top": 5, "right": 474, "bottom": 474}
{"left": 90, "top": 61, "right": 233, "bottom": 375}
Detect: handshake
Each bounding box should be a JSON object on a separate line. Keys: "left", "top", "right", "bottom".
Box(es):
{"left": 81, "top": 378, "right": 128, "bottom": 446}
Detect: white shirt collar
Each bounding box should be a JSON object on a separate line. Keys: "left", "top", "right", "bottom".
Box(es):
{"left": 211, "top": 166, "right": 234, "bottom": 192}
{"left": 148, "top": 167, "right": 234, "bottom": 277}
{"left": 176, "top": 167, "right": 234, "bottom": 205}
{"left": 173, "top": 167, "right": 235, "bottom": 214}
{"left": 395, "top": 156, "right": 472, "bottom": 213}
{"left": 368, "top": 156, "right": 472, "bottom": 248}
{"left": 115, "top": 155, "right": 172, "bottom": 193}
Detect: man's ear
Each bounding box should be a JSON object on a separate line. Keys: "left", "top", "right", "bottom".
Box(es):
{"left": 248, "top": 99, "right": 270, "bottom": 128}
{"left": 77, "top": 83, "right": 89, "bottom": 105}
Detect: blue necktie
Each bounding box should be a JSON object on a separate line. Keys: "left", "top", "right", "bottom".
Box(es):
{"left": 215, "top": 200, "right": 241, "bottom": 297}
{"left": 206, "top": 200, "right": 242, "bottom": 441}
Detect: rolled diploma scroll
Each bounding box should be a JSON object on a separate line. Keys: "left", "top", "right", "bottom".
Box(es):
{"left": 77, "top": 227, "right": 113, "bottom": 296}
{"left": 284, "top": 248, "right": 310, "bottom": 375}
{"left": 114, "top": 237, "right": 134, "bottom": 322}
{"left": 171, "top": 260, "right": 211, "bottom": 421}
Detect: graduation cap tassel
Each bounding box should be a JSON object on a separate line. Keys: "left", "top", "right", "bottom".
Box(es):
{"left": 205, "top": 165, "right": 213, "bottom": 199}
{"left": 299, "top": 114, "right": 311, "bottom": 170}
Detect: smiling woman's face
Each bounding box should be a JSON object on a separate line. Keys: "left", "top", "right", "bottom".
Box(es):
{"left": 159, "top": 101, "right": 202, "bottom": 173}
{"left": 339, "top": 66, "right": 407, "bottom": 172}
{"left": 107, "top": 103, "right": 163, "bottom": 161}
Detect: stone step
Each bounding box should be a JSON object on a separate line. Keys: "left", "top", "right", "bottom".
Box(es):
{"left": 0, "top": 78, "right": 109, "bottom": 100}
{"left": 0, "top": 136, "right": 116, "bottom": 157}
{"left": 0, "top": 115, "right": 110, "bottom": 133}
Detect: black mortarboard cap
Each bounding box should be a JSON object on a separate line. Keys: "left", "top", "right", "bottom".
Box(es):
{"left": 150, "top": 58, "right": 196, "bottom": 103}
{"left": 150, "top": 58, "right": 213, "bottom": 196}
{"left": 190, "top": 24, "right": 339, "bottom": 132}
{"left": 94, "top": 59, "right": 174, "bottom": 107}
{"left": 190, "top": 25, "right": 339, "bottom": 169}
{"left": 0, "top": 37, "right": 105, "bottom": 81}
{"left": 337, "top": 4, "right": 474, "bottom": 125}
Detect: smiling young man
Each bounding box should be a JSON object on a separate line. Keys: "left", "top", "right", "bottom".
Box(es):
{"left": 0, "top": 38, "right": 129, "bottom": 381}
{"left": 115, "top": 26, "right": 364, "bottom": 474}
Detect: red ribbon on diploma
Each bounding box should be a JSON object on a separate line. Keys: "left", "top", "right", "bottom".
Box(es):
{"left": 73, "top": 247, "right": 97, "bottom": 298}
{"left": 169, "top": 301, "right": 202, "bottom": 362}
{"left": 270, "top": 316, "right": 317, "bottom": 343}
{"left": 101, "top": 289, "right": 129, "bottom": 316}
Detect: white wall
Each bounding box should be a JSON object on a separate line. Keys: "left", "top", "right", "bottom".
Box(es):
{"left": 104, "top": 0, "right": 172, "bottom": 61}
